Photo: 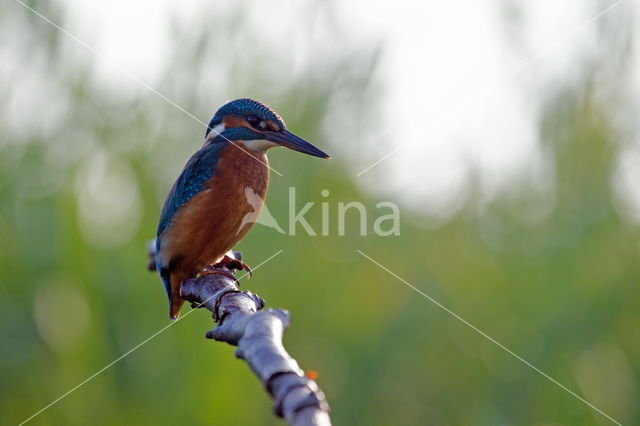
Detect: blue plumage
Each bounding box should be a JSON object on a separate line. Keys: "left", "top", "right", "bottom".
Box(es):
{"left": 156, "top": 143, "right": 224, "bottom": 240}
{"left": 156, "top": 141, "right": 225, "bottom": 297}
{"left": 155, "top": 98, "right": 329, "bottom": 319}
{"left": 157, "top": 127, "right": 265, "bottom": 242}
{"left": 206, "top": 98, "right": 285, "bottom": 138}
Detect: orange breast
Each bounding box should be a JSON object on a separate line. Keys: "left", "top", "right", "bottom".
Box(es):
{"left": 163, "top": 143, "right": 269, "bottom": 312}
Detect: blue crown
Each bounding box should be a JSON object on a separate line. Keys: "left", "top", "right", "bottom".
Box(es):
{"left": 206, "top": 98, "right": 285, "bottom": 138}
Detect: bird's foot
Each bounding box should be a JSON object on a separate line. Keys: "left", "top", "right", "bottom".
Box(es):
{"left": 214, "top": 254, "right": 253, "bottom": 277}
{"left": 196, "top": 266, "right": 239, "bottom": 284}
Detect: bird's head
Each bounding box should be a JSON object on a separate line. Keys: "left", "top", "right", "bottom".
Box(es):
{"left": 205, "top": 98, "right": 330, "bottom": 159}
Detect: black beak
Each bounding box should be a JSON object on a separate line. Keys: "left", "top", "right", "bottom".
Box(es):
{"left": 264, "top": 130, "right": 330, "bottom": 159}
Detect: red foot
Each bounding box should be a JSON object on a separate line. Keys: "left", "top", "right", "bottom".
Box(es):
{"left": 214, "top": 254, "right": 253, "bottom": 277}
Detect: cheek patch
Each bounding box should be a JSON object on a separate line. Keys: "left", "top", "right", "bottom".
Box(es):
{"left": 224, "top": 115, "right": 250, "bottom": 128}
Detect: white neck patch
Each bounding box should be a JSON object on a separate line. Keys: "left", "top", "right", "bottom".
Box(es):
{"left": 206, "top": 123, "right": 226, "bottom": 141}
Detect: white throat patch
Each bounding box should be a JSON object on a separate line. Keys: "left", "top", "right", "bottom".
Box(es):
{"left": 241, "top": 139, "right": 279, "bottom": 152}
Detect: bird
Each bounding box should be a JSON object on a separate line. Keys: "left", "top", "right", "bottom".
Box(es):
{"left": 155, "top": 98, "right": 329, "bottom": 319}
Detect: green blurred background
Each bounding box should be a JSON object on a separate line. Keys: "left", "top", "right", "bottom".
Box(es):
{"left": 1, "top": 0, "right": 639, "bottom": 425}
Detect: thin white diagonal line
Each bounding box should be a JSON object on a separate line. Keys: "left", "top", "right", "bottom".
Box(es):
{"left": 14, "top": 0, "right": 284, "bottom": 177}
{"left": 355, "top": 0, "right": 625, "bottom": 177}
{"left": 356, "top": 145, "right": 406, "bottom": 177}
{"left": 501, "top": 0, "right": 624, "bottom": 81}
{"left": 18, "top": 249, "right": 284, "bottom": 426}
{"left": 356, "top": 249, "right": 623, "bottom": 426}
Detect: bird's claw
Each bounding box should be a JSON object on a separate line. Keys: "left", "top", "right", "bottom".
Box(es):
{"left": 194, "top": 253, "right": 252, "bottom": 286}
{"left": 214, "top": 254, "right": 253, "bottom": 277}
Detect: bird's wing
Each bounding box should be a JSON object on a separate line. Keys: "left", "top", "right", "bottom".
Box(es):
{"left": 156, "top": 142, "right": 225, "bottom": 249}
{"left": 155, "top": 142, "right": 226, "bottom": 303}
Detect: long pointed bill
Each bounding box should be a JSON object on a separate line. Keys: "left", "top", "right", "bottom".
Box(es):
{"left": 264, "top": 130, "right": 330, "bottom": 159}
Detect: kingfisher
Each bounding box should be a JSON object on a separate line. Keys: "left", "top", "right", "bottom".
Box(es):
{"left": 156, "top": 98, "right": 329, "bottom": 319}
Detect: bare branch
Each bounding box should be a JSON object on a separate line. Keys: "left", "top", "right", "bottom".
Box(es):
{"left": 149, "top": 247, "right": 331, "bottom": 425}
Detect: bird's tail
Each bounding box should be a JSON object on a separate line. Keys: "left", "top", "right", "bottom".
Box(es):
{"left": 169, "top": 290, "right": 184, "bottom": 320}
{"left": 158, "top": 265, "right": 183, "bottom": 320}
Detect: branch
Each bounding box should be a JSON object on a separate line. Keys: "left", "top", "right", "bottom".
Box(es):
{"left": 148, "top": 246, "right": 331, "bottom": 425}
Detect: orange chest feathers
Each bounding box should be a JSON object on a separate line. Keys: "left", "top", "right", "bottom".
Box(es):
{"left": 209, "top": 143, "right": 270, "bottom": 235}
{"left": 164, "top": 144, "right": 270, "bottom": 273}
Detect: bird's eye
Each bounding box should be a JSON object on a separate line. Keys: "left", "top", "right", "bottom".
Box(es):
{"left": 247, "top": 114, "right": 268, "bottom": 130}
{"left": 247, "top": 115, "right": 260, "bottom": 127}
